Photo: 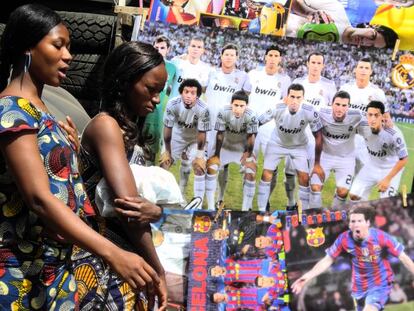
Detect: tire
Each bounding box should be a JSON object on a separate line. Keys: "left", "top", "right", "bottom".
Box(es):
{"left": 61, "top": 54, "right": 105, "bottom": 102}
{"left": 58, "top": 11, "right": 116, "bottom": 54}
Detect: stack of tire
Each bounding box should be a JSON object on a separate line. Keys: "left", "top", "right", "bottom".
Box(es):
{"left": 0, "top": 11, "right": 117, "bottom": 117}
{"left": 58, "top": 11, "right": 117, "bottom": 117}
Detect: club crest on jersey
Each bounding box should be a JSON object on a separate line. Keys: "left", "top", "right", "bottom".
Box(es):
{"left": 306, "top": 227, "right": 325, "bottom": 247}
{"left": 193, "top": 215, "right": 212, "bottom": 233}
{"left": 234, "top": 77, "right": 239, "bottom": 84}
{"left": 383, "top": 143, "right": 388, "bottom": 149}
{"left": 348, "top": 125, "right": 354, "bottom": 132}
{"left": 300, "top": 120, "right": 305, "bottom": 126}
{"left": 319, "top": 89, "right": 323, "bottom": 96}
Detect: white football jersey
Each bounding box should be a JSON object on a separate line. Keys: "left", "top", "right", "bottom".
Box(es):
{"left": 169, "top": 57, "right": 212, "bottom": 98}
{"left": 259, "top": 103, "right": 323, "bottom": 148}
{"left": 205, "top": 68, "right": 251, "bottom": 121}
{"left": 164, "top": 96, "right": 211, "bottom": 142}
{"left": 215, "top": 105, "right": 258, "bottom": 152}
{"left": 293, "top": 76, "right": 337, "bottom": 110}
{"left": 340, "top": 81, "right": 389, "bottom": 114}
{"left": 358, "top": 122, "right": 408, "bottom": 169}
{"left": 319, "top": 108, "right": 363, "bottom": 156}
{"left": 247, "top": 68, "right": 291, "bottom": 115}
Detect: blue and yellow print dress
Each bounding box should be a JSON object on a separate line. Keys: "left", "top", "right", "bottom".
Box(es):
{"left": 0, "top": 96, "right": 94, "bottom": 310}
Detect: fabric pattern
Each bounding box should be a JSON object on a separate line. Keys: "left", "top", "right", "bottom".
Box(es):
{"left": 0, "top": 96, "right": 93, "bottom": 309}
{"left": 73, "top": 145, "right": 147, "bottom": 311}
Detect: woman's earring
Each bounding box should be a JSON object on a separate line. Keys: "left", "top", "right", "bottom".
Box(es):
{"left": 24, "top": 52, "right": 31, "bottom": 73}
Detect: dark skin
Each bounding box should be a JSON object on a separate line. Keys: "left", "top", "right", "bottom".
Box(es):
{"left": 81, "top": 63, "right": 168, "bottom": 310}
{"left": 0, "top": 23, "right": 159, "bottom": 291}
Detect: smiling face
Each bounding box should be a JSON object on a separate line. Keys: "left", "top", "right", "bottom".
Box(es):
{"left": 349, "top": 213, "right": 370, "bottom": 241}
{"left": 29, "top": 23, "right": 72, "bottom": 87}
{"left": 125, "top": 63, "right": 167, "bottom": 117}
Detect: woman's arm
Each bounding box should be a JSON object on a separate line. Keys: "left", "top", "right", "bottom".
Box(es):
{"left": 0, "top": 130, "right": 160, "bottom": 290}
{"left": 83, "top": 114, "right": 167, "bottom": 308}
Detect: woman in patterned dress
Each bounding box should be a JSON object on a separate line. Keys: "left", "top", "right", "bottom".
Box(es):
{"left": 73, "top": 41, "right": 169, "bottom": 310}
{"left": 0, "top": 4, "right": 160, "bottom": 310}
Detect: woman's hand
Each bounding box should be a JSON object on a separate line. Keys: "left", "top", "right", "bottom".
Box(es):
{"left": 106, "top": 247, "right": 160, "bottom": 290}
{"left": 114, "top": 196, "right": 163, "bottom": 224}
{"left": 58, "top": 116, "right": 80, "bottom": 153}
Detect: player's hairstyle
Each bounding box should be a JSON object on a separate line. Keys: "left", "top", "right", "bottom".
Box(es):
{"left": 231, "top": 90, "right": 249, "bottom": 104}
{"left": 349, "top": 204, "right": 375, "bottom": 223}
{"left": 101, "top": 41, "right": 164, "bottom": 152}
{"left": 332, "top": 90, "right": 351, "bottom": 103}
{"left": 355, "top": 23, "right": 399, "bottom": 49}
{"left": 160, "top": 0, "right": 174, "bottom": 6}
{"left": 287, "top": 83, "right": 305, "bottom": 95}
{"left": 358, "top": 56, "right": 372, "bottom": 64}
{"left": 221, "top": 43, "right": 239, "bottom": 56}
{"left": 153, "top": 35, "right": 171, "bottom": 48}
{"left": 265, "top": 45, "right": 282, "bottom": 56}
{"left": 0, "top": 4, "right": 62, "bottom": 91}
{"left": 190, "top": 35, "right": 205, "bottom": 44}
{"left": 307, "top": 51, "right": 325, "bottom": 63}
{"left": 255, "top": 276, "right": 262, "bottom": 287}
{"left": 367, "top": 100, "right": 385, "bottom": 114}
{"left": 178, "top": 78, "right": 202, "bottom": 97}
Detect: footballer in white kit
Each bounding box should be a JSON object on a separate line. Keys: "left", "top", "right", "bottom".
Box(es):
{"left": 350, "top": 101, "right": 408, "bottom": 201}
{"left": 161, "top": 79, "right": 211, "bottom": 202}
{"left": 309, "top": 91, "right": 363, "bottom": 209}
{"left": 340, "top": 57, "right": 391, "bottom": 170}
{"left": 204, "top": 43, "right": 252, "bottom": 156}
{"left": 169, "top": 36, "right": 211, "bottom": 99}
{"left": 205, "top": 91, "right": 258, "bottom": 211}
{"left": 248, "top": 45, "right": 291, "bottom": 155}
{"left": 289, "top": 52, "right": 337, "bottom": 203}
{"left": 257, "top": 84, "right": 324, "bottom": 211}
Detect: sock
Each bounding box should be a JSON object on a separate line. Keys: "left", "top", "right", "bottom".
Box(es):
{"left": 285, "top": 174, "right": 296, "bottom": 207}
{"left": 257, "top": 180, "right": 271, "bottom": 212}
{"left": 310, "top": 190, "right": 322, "bottom": 209}
{"left": 217, "top": 166, "right": 229, "bottom": 201}
{"left": 333, "top": 192, "right": 346, "bottom": 208}
{"left": 179, "top": 160, "right": 191, "bottom": 195}
{"left": 242, "top": 179, "right": 256, "bottom": 211}
{"left": 193, "top": 174, "right": 206, "bottom": 202}
{"left": 299, "top": 185, "right": 310, "bottom": 210}
{"left": 205, "top": 174, "right": 217, "bottom": 210}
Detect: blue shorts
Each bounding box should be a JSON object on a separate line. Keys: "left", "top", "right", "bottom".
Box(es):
{"left": 354, "top": 287, "right": 390, "bottom": 311}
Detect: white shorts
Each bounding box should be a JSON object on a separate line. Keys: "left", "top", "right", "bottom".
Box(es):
{"left": 286, "top": 127, "right": 315, "bottom": 175}
{"left": 171, "top": 134, "right": 197, "bottom": 161}
{"left": 315, "top": 152, "right": 355, "bottom": 190}
{"left": 350, "top": 163, "right": 403, "bottom": 200}
{"left": 263, "top": 141, "right": 309, "bottom": 173}
{"left": 220, "top": 148, "right": 243, "bottom": 167}
{"left": 254, "top": 122, "right": 275, "bottom": 156}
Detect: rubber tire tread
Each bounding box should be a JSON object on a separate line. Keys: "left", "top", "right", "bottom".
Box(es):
{"left": 61, "top": 54, "right": 105, "bottom": 101}
{"left": 58, "top": 11, "right": 116, "bottom": 54}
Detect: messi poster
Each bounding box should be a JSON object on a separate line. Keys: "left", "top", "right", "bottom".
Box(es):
{"left": 283, "top": 194, "right": 414, "bottom": 311}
